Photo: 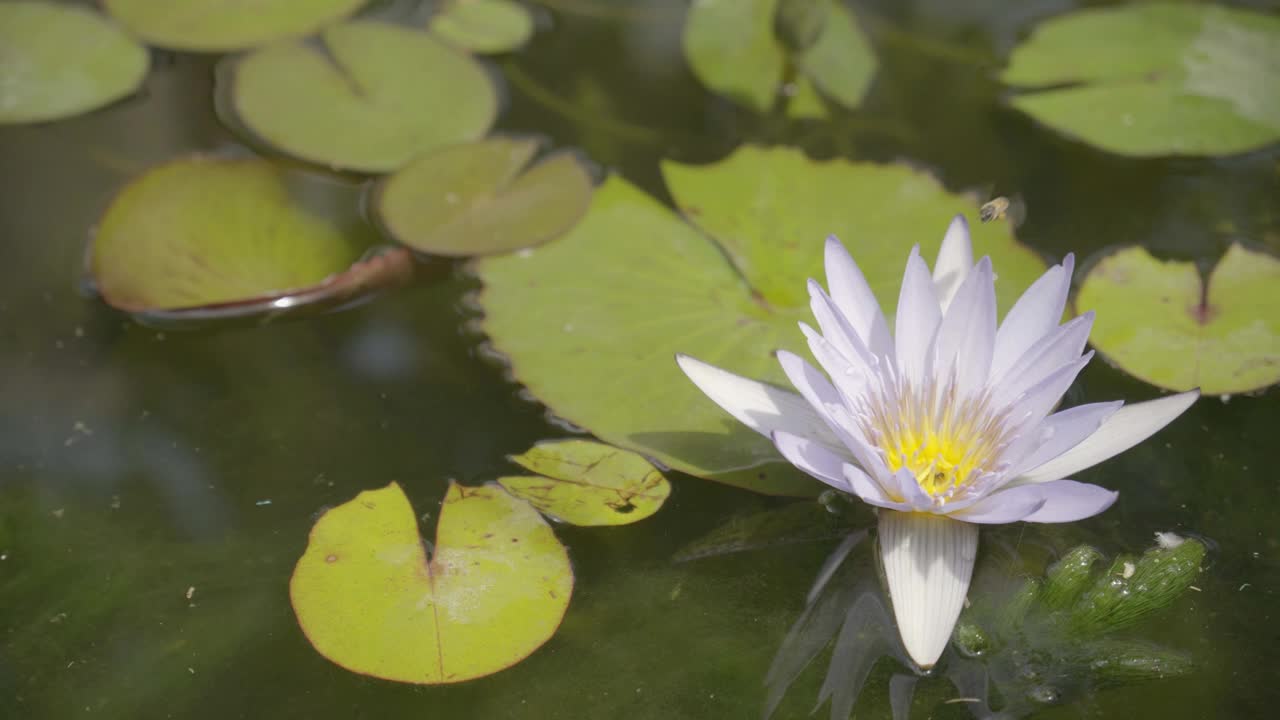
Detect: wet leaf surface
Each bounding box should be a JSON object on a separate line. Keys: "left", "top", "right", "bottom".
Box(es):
{"left": 499, "top": 439, "right": 670, "bottom": 526}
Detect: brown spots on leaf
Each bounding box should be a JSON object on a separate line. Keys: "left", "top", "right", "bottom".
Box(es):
{"left": 326, "top": 554, "right": 339, "bottom": 564}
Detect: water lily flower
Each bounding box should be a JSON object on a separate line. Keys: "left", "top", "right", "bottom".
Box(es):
{"left": 675, "top": 216, "right": 1198, "bottom": 670}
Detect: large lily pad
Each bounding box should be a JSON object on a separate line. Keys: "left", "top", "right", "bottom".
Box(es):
{"left": 429, "top": 0, "right": 535, "bottom": 54}
{"left": 1076, "top": 244, "right": 1280, "bottom": 396}
{"left": 372, "top": 137, "right": 594, "bottom": 257}
{"left": 88, "top": 155, "right": 407, "bottom": 322}
{"left": 219, "top": 21, "right": 499, "bottom": 173}
{"left": 476, "top": 146, "right": 1047, "bottom": 496}
{"left": 291, "top": 482, "right": 573, "bottom": 684}
{"left": 1002, "top": 4, "right": 1280, "bottom": 156}
{"left": 683, "top": 0, "right": 876, "bottom": 114}
{"left": 498, "top": 439, "right": 670, "bottom": 526}
{"left": 102, "top": 0, "right": 368, "bottom": 52}
{"left": 0, "top": 2, "right": 148, "bottom": 125}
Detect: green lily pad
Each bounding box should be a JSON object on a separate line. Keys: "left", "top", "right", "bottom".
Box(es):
{"left": 219, "top": 21, "right": 499, "bottom": 173}
{"left": 429, "top": 0, "right": 535, "bottom": 54}
{"left": 1076, "top": 243, "right": 1280, "bottom": 396}
{"left": 88, "top": 155, "right": 408, "bottom": 321}
{"left": 102, "top": 0, "right": 368, "bottom": 52}
{"left": 498, "top": 440, "right": 670, "bottom": 526}
{"left": 475, "top": 146, "right": 1047, "bottom": 496}
{"left": 0, "top": 2, "right": 148, "bottom": 125}
{"left": 371, "top": 137, "right": 594, "bottom": 257}
{"left": 1002, "top": 4, "right": 1280, "bottom": 157}
{"left": 291, "top": 481, "right": 573, "bottom": 684}
{"left": 683, "top": 0, "right": 784, "bottom": 113}
{"left": 683, "top": 0, "right": 876, "bottom": 114}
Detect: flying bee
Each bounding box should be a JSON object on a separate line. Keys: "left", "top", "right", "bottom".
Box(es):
{"left": 980, "top": 197, "right": 1010, "bottom": 222}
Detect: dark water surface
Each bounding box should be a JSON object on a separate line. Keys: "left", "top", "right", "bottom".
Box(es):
{"left": 2, "top": 1, "right": 1278, "bottom": 718}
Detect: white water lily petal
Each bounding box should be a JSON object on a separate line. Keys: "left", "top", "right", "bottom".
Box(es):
{"left": 1020, "top": 479, "right": 1118, "bottom": 522}
{"left": 989, "top": 255, "right": 1075, "bottom": 381}
{"left": 772, "top": 430, "right": 850, "bottom": 491}
{"left": 776, "top": 350, "right": 886, "bottom": 476}
{"left": 675, "top": 354, "right": 842, "bottom": 449}
{"left": 1003, "top": 352, "right": 1094, "bottom": 428}
{"left": 1017, "top": 390, "right": 1200, "bottom": 484}
{"left": 894, "top": 247, "right": 943, "bottom": 386}
{"left": 947, "top": 484, "right": 1047, "bottom": 523}
{"left": 844, "top": 463, "right": 912, "bottom": 510}
{"left": 1007, "top": 400, "right": 1124, "bottom": 477}
{"left": 878, "top": 510, "right": 978, "bottom": 669}
{"left": 825, "top": 236, "right": 893, "bottom": 358}
{"left": 932, "top": 256, "right": 997, "bottom": 396}
{"left": 992, "top": 313, "right": 1094, "bottom": 408}
{"left": 932, "top": 215, "right": 973, "bottom": 313}
{"left": 808, "top": 280, "right": 877, "bottom": 371}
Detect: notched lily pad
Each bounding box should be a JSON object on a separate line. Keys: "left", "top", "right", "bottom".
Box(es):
{"left": 219, "top": 21, "right": 499, "bottom": 173}
{"left": 1076, "top": 243, "right": 1280, "bottom": 395}
{"left": 372, "top": 137, "right": 594, "bottom": 257}
{"left": 429, "top": 0, "right": 535, "bottom": 54}
{"left": 498, "top": 440, "right": 670, "bottom": 526}
{"left": 103, "top": 0, "right": 368, "bottom": 52}
{"left": 291, "top": 481, "right": 573, "bottom": 684}
{"left": 0, "top": 2, "right": 149, "bottom": 125}
{"left": 476, "top": 146, "right": 1046, "bottom": 496}
{"left": 88, "top": 155, "right": 410, "bottom": 325}
{"left": 1002, "top": 4, "right": 1280, "bottom": 156}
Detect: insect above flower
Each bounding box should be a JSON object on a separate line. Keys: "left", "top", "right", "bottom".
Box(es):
{"left": 676, "top": 216, "right": 1198, "bottom": 670}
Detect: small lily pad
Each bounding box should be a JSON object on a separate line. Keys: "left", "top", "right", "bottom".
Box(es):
{"left": 498, "top": 440, "right": 670, "bottom": 526}
{"left": 1002, "top": 4, "right": 1280, "bottom": 156}
{"left": 291, "top": 481, "right": 572, "bottom": 684}
{"left": 372, "top": 137, "right": 594, "bottom": 257}
{"left": 476, "top": 146, "right": 1046, "bottom": 496}
{"left": 220, "top": 21, "right": 499, "bottom": 173}
{"left": 1076, "top": 243, "right": 1280, "bottom": 395}
{"left": 88, "top": 156, "right": 406, "bottom": 321}
{"left": 429, "top": 0, "right": 535, "bottom": 54}
{"left": 0, "top": 2, "right": 148, "bottom": 125}
{"left": 683, "top": 0, "right": 876, "bottom": 113}
{"left": 102, "top": 0, "right": 368, "bottom": 52}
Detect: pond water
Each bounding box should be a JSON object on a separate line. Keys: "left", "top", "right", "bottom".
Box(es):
{"left": 1, "top": 1, "right": 1278, "bottom": 719}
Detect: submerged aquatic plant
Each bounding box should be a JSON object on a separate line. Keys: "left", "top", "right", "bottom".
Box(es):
{"left": 676, "top": 216, "right": 1198, "bottom": 669}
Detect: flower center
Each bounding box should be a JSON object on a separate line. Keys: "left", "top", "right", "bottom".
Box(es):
{"left": 861, "top": 381, "right": 1009, "bottom": 500}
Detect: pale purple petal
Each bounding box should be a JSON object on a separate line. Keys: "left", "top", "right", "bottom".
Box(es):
{"left": 776, "top": 350, "right": 887, "bottom": 476}
{"left": 894, "top": 247, "right": 943, "bottom": 386}
{"left": 1007, "top": 401, "right": 1124, "bottom": 477}
{"left": 946, "top": 484, "right": 1047, "bottom": 524}
{"left": 1019, "top": 479, "right": 1118, "bottom": 522}
{"left": 891, "top": 468, "right": 935, "bottom": 511}
{"left": 675, "top": 354, "right": 843, "bottom": 448}
{"left": 844, "top": 465, "right": 913, "bottom": 510}
{"left": 1002, "top": 351, "right": 1094, "bottom": 428}
{"left": 808, "top": 280, "right": 877, "bottom": 370}
{"left": 771, "top": 430, "right": 851, "bottom": 492}
{"left": 992, "top": 312, "right": 1094, "bottom": 408}
{"left": 932, "top": 256, "right": 996, "bottom": 396}
{"left": 825, "top": 235, "right": 893, "bottom": 358}
{"left": 1017, "top": 390, "right": 1199, "bottom": 484}
{"left": 989, "top": 255, "right": 1075, "bottom": 381}
{"left": 932, "top": 215, "right": 974, "bottom": 313}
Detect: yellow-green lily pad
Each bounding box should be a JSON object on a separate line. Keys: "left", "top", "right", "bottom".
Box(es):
{"left": 498, "top": 440, "right": 670, "bottom": 526}
{"left": 0, "top": 2, "right": 149, "bottom": 125}
{"left": 1076, "top": 243, "right": 1280, "bottom": 396}
{"left": 475, "top": 146, "right": 1047, "bottom": 496}
{"left": 88, "top": 155, "right": 409, "bottom": 323}
{"left": 219, "top": 21, "right": 499, "bottom": 173}
{"left": 291, "top": 481, "right": 573, "bottom": 684}
{"left": 102, "top": 0, "right": 368, "bottom": 52}
{"left": 429, "top": 0, "right": 535, "bottom": 54}
{"left": 371, "top": 137, "right": 594, "bottom": 257}
{"left": 1002, "top": 4, "right": 1280, "bottom": 157}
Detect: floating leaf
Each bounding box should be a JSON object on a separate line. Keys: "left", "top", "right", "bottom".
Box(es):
{"left": 102, "top": 0, "right": 368, "bottom": 52}
{"left": 429, "top": 0, "right": 535, "bottom": 54}
{"left": 219, "top": 21, "right": 499, "bottom": 173}
{"left": 372, "top": 137, "right": 594, "bottom": 257}
{"left": 498, "top": 439, "right": 670, "bottom": 526}
{"left": 291, "top": 482, "right": 573, "bottom": 684}
{"left": 683, "top": 0, "right": 784, "bottom": 112}
{"left": 0, "top": 2, "right": 148, "bottom": 125}
{"left": 88, "top": 156, "right": 409, "bottom": 322}
{"left": 1076, "top": 244, "right": 1280, "bottom": 395}
{"left": 476, "top": 146, "right": 1047, "bottom": 496}
{"left": 1002, "top": 4, "right": 1280, "bottom": 156}
{"left": 793, "top": 0, "right": 876, "bottom": 111}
